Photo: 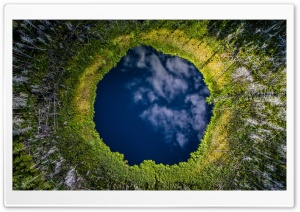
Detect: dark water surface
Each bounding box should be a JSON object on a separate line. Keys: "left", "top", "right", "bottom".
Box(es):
{"left": 94, "top": 46, "right": 213, "bottom": 165}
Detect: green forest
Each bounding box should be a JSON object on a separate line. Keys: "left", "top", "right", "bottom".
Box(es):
{"left": 13, "top": 20, "right": 286, "bottom": 190}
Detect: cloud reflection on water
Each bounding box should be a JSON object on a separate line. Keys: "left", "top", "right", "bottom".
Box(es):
{"left": 123, "top": 46, "right": 210, "bottom": 148}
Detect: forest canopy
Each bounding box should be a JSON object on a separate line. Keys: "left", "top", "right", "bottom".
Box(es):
{"left": 12, "top": 20, "right": 286, "bottom": 190}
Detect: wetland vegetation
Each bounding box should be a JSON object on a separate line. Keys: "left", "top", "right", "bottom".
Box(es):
{"left": 13, "top": 20, "right": 286, "bottom": 190}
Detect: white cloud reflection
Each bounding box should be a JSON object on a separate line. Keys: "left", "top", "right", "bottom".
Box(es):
{"left": 123, "top": 46, "right": 210, "bottom": 148}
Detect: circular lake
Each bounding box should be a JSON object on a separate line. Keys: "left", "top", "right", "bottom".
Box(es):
{"left": 94, "top": 46, "right": 213, "bottom": 165}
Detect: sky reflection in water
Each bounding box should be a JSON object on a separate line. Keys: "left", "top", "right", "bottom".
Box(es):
{"left": 94, "top": 46, "right": 213, "bottom": 165}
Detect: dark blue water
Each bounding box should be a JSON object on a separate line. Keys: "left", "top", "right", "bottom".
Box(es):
{"left": 94, "top": 46, "right": 213, "bottom": 165}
